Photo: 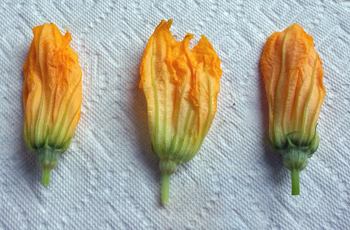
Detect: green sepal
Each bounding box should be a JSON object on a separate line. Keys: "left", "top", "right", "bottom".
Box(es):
{"left": 35, "top": 143, "right": 63, "bottom": 186}
{"left": 281, "top": 147, "right": 310, "bottom": 172}
{"left": 159, "top": 159, "right": 181, "bottom": 204}
{"left": 159, "top": 159, "right": 179, "bottom": 175}
{"left": 25, "top": 130, "right": 73, "bottom": 186}
{"left": 281, "top": 148, "right": 311, "bottom": 196}
{"left": 268, "top": 125, "right": 320, "bottom": 195}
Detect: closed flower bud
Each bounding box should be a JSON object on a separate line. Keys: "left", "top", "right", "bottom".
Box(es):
{"left": 140, "top": 20, "right": 222, "bottom": 203}
{"left": 260, "top": 24, "right": 326, "bottom": 195}
{"left": 23, "top": 23, "right": 82, "bottom": 186}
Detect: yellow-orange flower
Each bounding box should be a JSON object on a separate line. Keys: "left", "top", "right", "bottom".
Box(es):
{"left": 260, "top": 24, "right": 326, "bottom": 195}
{"left": 23, "top": 23, "right": 82, "bottom": 186}
{"left": 140, "top": 20, "right": 222, "bottom": 203}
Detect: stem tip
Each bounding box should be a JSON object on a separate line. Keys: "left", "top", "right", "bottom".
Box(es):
{"left": 161, "top": 173, "right": 171, "bottom": 204}
{"left": 42, "top": 169, "right": 51, "bottom": 186}
{"left": 291, "top": 169, "right": 300, "bottom": 195}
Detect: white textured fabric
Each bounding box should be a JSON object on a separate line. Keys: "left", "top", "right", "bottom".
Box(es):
{"left": 0, "top": 0, "right": 349, "bottom": 229}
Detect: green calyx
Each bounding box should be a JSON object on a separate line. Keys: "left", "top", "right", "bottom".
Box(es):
{"left": 281, "top": 147, "right": 310, "bottom": 172}
{"left": 25, "top": 133, "right": 72, "bottom": 186}
{"left": 36, "top": 146, "right": 62, "bottom": 186}
{"left": 159, "top": 159, "right": 180, "bottom": 204}
{"left": 269, "top": 129, "right": 320, "bottom": 195}
{"left": 281, "top": 148, "right": 311, "bottom": 195}
{"left": 150, "top": 130, "right": 203, "bottom": 204}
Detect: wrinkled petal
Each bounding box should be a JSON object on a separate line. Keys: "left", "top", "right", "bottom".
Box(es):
{"left": 140, "top": 20, "right": 221, "bottom": 203}
{"left": 140, "top": 20, "right": 221, "bottom": 162}
{"left": 260, "top": 24, "right": 326, "bottom": 195}
{"left": 23, "top": 23, "right": 82, "bottom": 185}
{"left": 23, "top": 23, "right": 82, "bottom": 151}
{"left": 260, "top": 24, "right": 326, "bottom": 149}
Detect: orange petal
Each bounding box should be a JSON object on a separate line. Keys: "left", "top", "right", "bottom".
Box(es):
{"left": 261, "top": 24, "right": 326, "bottom": 148}
{"left": 140, "top": 20, "right": 222, "bottom": 163}
{"left": 23, "top": 23, "right": 82, "bottom": 150}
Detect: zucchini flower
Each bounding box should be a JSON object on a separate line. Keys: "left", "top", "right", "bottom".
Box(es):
{"left": 139, "top": 20, "right": 222, "bottom": 203}
{"left": 23, "top": 23, "right": 82, "bottom": 186}
{"left": 260, "top": 24, "right": 326, "bottom": 195}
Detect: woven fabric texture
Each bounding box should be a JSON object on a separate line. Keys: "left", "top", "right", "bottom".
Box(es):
{"left": 0, "top": 0, "right": 349, "bottom": 229}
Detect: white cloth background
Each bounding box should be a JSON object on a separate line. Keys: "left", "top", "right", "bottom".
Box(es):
{"left": 0, "top": 0, "right": 349, "bottom": 229}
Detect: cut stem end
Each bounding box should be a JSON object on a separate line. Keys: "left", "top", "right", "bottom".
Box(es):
{"left": 161, "top": 173, "right": 171, "bottom": 204}
{"left": 42, "top": 169, "right": 51, "bottom": 186}
{"left": 291, "top": 169, "right": 300, "bottom": 195}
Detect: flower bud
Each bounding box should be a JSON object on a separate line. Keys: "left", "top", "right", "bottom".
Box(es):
{"left": 140, "top": 20, "right": 222, "bottom": 203}
{"left": 260, "top": 24, "right": 326, "bottom": 195}
{"left": 23, "top": 23, "right": 82, "bottom": 186}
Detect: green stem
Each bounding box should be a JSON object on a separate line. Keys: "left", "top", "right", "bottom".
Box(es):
{"left": 291, "top": 169, "right": 300, "bottom": 195}
{"left": 42, "top": 169, "right": 51, "bottom": 186}
{"left": 161, "top": 173, "right": 171, "bottom": 204}
{"left": 36, "top": 147, "right": 61, "bottom": 186}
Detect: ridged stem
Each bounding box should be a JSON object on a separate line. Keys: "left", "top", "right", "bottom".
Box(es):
{"left": 291, "top": 169, "right": 300, "bottom": 195}
{"left": 42, "top": 169, "right": 51, "bottom": 186}
{"left": 161, "top": 173, "right": 171, "bottom": 204}
{"left": 36, "top": 147, "right": 61, "bottom": 186}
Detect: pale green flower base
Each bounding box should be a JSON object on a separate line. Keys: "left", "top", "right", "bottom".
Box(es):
{"left": 36, "top": 147, "right": 61, "bottom": 186}
{"left": 281, "top": 148, "right": 310, "bottom": 196}
{"left": 159, "top": 160, "right": 180, "bottom": 204}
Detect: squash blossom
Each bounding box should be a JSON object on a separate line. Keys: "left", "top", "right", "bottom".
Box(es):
{"left": 139, "top": 20, "right": 222, "bottom": 203}
{"left": 23, "top": 23, "right": 82, "bottom": 186}
{"left": 260, "top": 24, "right": 326, "bottom": 195}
